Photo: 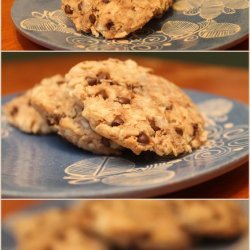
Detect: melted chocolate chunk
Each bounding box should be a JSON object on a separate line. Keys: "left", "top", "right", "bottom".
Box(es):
{"left": 137, "top": 132, "right": 150, "bottom": 144}
{"left": 117, "top": 97, "right": 130, "bottom": 105}
{"left": 149, "top": 119, "right": 160, "bottom": 132}
{"left": 175, "top": 128, "right": 183, "bottom": 136}
{"left": 111, "top": 117, "right": 124, "bottom": 127}
{"left": 89, "top": 14, "right": 96, "bottom": 24}
{"left": 110, "top": 80, "right": 119, "bottom": 86}
{"left": 106, "top": 20, "right": 114, "bottom": 30}
{"left": 193, "top": 123, "right": 199, "bottom": 136}
{"left": 96, "top": 90, "right": 108, "bottom": 100}
{"left": 97, "top": 72, "right": 110, "bottom": 82}
{"left": 103, "top": 0, "right": 110, "bottom": 3}
{"left": 10, "top": 106, "right": 18, "bottom": 116}
{"left": 56, "top": 80, "right": 65, "bottom": 85}
{"left": 86, "top": 77, "right": 98, "bottom": 86}
{"left": 64, "top": 5, "right": 73, "bottom": 14}
{"left": 165, "top": 104, "right": 173, "bottom": 111}
{"left": 48, "top": 115, "right": 61, "bottom": 126}
{"left": 78, "top": 2, "right": 83, "bottom": 11}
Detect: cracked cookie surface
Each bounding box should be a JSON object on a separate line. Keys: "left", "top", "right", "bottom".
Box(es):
{"left": 30, "top": 74, "right": 121, "bottom": 155}
{"left": 65, "top": 59, "right": 207, "bottom": 156}
{"left": 61, "top": 0, "right": 173, "bottom": 39}
{"left": 3, "top": 91, "right": 53, "bottom": 134}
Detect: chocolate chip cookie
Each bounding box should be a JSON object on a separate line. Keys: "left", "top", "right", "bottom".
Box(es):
{"left": 61, "top": 0, "right": 173, "bottom": 39}
{"left": 169, "top": 200, "right": 248, "bottom": 239}
{"left": 14, "top": 208, "right": 107, "bottom": 250}
{"left": 65, "top": 59, "right": 207, "bottom": 156}
{"left": 3, "top": 91, "right": 53, "bottom": 134}
{"left": 13, "top": 200, "right": 248, "bottom": 250}
{"left": 30, "top": 74, "right": 121, "bottom": 155}
{"left": 83, "top": 200, "right": 191, "bottom": 250}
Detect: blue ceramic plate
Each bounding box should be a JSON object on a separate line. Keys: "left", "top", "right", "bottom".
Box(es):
{"left": 2, "top": 200, "right": 249, "bottom": 250}
{"left": 11, "top": 0, "right": 249, "bottom": 51}
{"left": 2, "top": 90, "right": 249, "bottom": 198}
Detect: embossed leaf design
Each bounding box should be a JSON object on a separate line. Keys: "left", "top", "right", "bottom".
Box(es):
{"left": 98, "top": 157, "right": 135, "bottom": 176}
{"left": 64, "top": 157, "right": 135, "bottom": 181}
{"left": 199, "top": 20, "right": 213, "bottom": 30}
{"left": 223, "top": 7, "right": 236, "bottom": 14}
{"left": 184, "top": 7, "right": 200, "bottom": 16}
{"left": 49, "top": 10, "right": 70, "bottom": 25}
{"left": 173, "top": 0, "right": 193, "bottom": 11}
{"left": 199, "top": 22, "right": 240, "bottom": 38}
{"left": 162, "top": 21, "right": 200, "bottom": 38}
{"left": 21, "top": 12, "right": 78, "bottom": 35}
{"left": 21, "top": 18, "right": 58, "bottom": 32}
{"left": 64, "top": 157, "right": 107, "bottom": 177}
{"left": 198, "top": 99, "right": 233, "bottom": 117}
{"left": 102, "top": 169, "right": 176, "bottom": 186}
{"left": 200, "top": 0, "right": 225, "bottom": 19}
{"left": 174, "top": 0, "right": 248, "bottom": 20}
{"left": 223, "top": 0, "right": 249, "bottom": 9}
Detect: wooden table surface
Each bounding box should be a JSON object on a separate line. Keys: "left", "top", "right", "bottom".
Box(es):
{"left": 2, "top": 201, "right": 43, "bottom": 219}
{"left": 2, "top": 0, "right": 249, "bottom": 51}
{"left": 2, "top": 55, "right": 249, "bottom": 199}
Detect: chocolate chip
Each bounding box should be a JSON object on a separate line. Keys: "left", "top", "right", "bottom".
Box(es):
{"left": 48, "top": 115, "right": 61, "bottom": 126}
{"left": 55, "top": 232, "right": 66, "bottom": 241}
{"left": 106, "top": 20, "right": 114, "bottom": 30}
{"left": 89, "top": 14, "right": 96, "bottom": 24}
{"left": 86, "top": 77, "right": 98, "bottom": 86}
{"left": 165, "top": 104, "right": 173, "bottom": 111}
{"left": 101, "top": 137, "right": 110, "bottom": 147}
{"left": 10, "top": 106, "right": 18, "bottom": 116}
{"left": 149, "top": 119, "right": 160, "bottom": 132}
{"left": 111, "top": 117, "right": 124, "bottom": 127}
{"left": 44, "top": 246, "right": 53, "bottom": 250}
{"left": 64, "top": 5, "right": 73, "bottom": 14}
{"left": 117, "top": 97, "right": 130, "bottom": 105}
{"left": 96, "top": 90, "right": 108, "bottom": 100}
{"left": 97, "top": 72, "right": 110, "bottom": 82}
{"left": 78, "top": 2, "right": 83, "bottom": 11}
{"left": 175, "top": 128, "right": 183, "bottom": 136}
{"left": 110, "top": 80, "right": 119, "bottom": 85}
{"left": 137, "top": 132, "right": 150, "bottom": 144}
{"left": 193, "top": 123, "right": 199, "bottom": 136}
{"left": 103, "top": 0, "right": 110, "bottom": 3}
{"left": 56, "top": 80, "right": 64, "bottom": 85}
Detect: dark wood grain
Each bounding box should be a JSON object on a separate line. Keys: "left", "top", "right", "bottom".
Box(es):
{"left": 2, "top": 55, "right": 249, "bottom": 198}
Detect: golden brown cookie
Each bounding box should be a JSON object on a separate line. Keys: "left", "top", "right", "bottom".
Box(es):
{"left": 61, "top": 0, "right": 173, "bottom": 39}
